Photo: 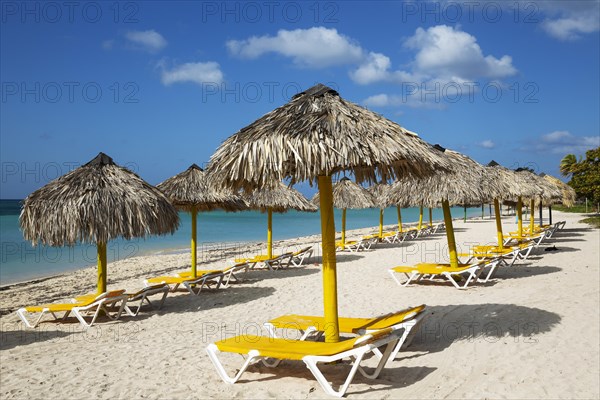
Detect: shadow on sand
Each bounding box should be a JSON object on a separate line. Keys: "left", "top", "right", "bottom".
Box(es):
{"left": 408, "top": 303, "right": 561, "bottom": 355}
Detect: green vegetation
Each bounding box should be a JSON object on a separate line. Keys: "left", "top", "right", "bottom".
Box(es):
{"left": 579, "top": 216, "right": 600, "bottom": 229}
{"left": 553, "top": 204, "right": 589, "bottom": 213}
{"left": 560, "top": 147, "right": 600, "bottom": 208}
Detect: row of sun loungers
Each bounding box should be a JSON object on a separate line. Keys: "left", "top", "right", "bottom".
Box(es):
{"left": 389, "top": 220, "right": 566, "bottom": 289}
{"left": 16, "top": 246, "right": 316, "bottom": 329}
{"left": 336, "top": 223, "right": 446, "bottom": 252}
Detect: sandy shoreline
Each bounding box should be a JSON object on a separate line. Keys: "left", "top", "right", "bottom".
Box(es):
{"left": 1, "top": 210, "right": 598, "bottom": 399}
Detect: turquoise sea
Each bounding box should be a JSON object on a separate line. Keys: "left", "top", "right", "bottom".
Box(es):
{"left": 0, "top": 199, "right": 482, "bottom": 285}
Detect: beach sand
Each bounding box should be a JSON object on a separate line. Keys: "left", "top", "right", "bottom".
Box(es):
{"left": 0, "top": 210, "right": 598, "bottom": 399}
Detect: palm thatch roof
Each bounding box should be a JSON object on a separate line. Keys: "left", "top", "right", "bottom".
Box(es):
{"left": 207, "top": 84, "right": 449, "bottom": 191}
{"left": 156, "top": 164, "right": 247, "bottom": 212}
{"left": 245, "top": 181, "right": 317, "bottom": 213}
{"left": 368, "top": 183, "right": 392, "bottom": 209}
{"left": 311, "top": 177, "right": 375, "bottom": 209}
{"left": 386, "top": 146, "right": 494, "bottom": 208}
{"left": 541, "top": 174, "right": 576, "bottom": 207}
{"left": 20, "top": 152, "right": 179, "bottom": 247}
{"left": 515, "top": 168, "right": 562, "bottom": 201}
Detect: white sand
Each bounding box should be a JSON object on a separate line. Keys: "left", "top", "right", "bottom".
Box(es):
{"left": 1, "top": 210, "right": 598, "bottom": 399}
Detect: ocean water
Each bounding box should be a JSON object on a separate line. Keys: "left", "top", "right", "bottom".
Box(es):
{"left": 0, "top": 199, "right": 482, "bottom": 285}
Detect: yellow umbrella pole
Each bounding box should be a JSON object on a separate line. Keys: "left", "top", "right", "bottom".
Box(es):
{"left": 429, "top": 207, "right": 433, "bottom": 227}
{"left": 97, "top": 241, "right": 107, "bottom": 294}
{"left": 318, "top": 175, "right": 339, "bottom": 343}
{"left": 191, "top": 208, "right": 197, "bottom": 277}
{"left": 494, "top": 198, "right": 503, "bottom": 249}
{"left": 517, "top": 196, "right": 523, "bottom": 237}
{"left": 341, "top": 208, "right": 347, "bottom": 248}
{"left": 481, "top": 204, "right": 485, "bottom": 219}
{"left": 418, "top": 206, "right": 423, "bottom": 230}
{"left": 538, "top": 196, "right": 543, "bottom": 227}
{"left": 379, "top": 208, "right": 384, "bottom": 237}
{"left": 529, "top": 198, "right": 535, "bottom": 233}
{"left": 397, "top": 206, "right": 403, "bottom": 232}
{"left": 267, "top": 208, "right": 273, "bottom": 259}
{"left": 442, "top": 199, "right": 459, "bottom": 268}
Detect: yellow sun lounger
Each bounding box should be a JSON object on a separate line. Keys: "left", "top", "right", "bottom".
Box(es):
{"left": 206, "top": 327, "right": 406, "bottom": 397}
{"left": 144, "top": 270, "right": 224, "bottom": 295}
{"left": 264, "top": 305, "right": 426, "bottom": 362}
{"left": 177, "top": 262, "right": 249, "bottom": 288}
{"left": 288, "top": 246, "right": 314, "bottom": 267}
{"left": 388, "top": 260, "right": 498, "bottom": 289}
{"left": 123, "top": 284, "right": 170, "bottom": 317}
{"left": 234, "top": 253, "right": 293, "bottom": 270}
{"left": 17, "top": 290, "right": 128, "bottom": 328}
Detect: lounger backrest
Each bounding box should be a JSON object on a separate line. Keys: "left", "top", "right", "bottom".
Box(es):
{"left": 364, "top": 305, "right": 426, "bottom": 330}
{"left": 353, "top": 327, "right": 393, "bottom": 346}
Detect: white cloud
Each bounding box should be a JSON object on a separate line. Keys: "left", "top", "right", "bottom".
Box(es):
{"left": 226, "top": 27, "right": 364, "bottom": 68}
{"left": 352, "top": 25, "right": 517, "bottom": 109}
{"left": 405, "top": 25, "right": 517, "bottom": 80}
{"left": 159, "top": 61, "right": 224, "bottom": 86}
{"left": 542, "top": 14, "right": 600, "bottom": 41}
{"left": 478, "top": 140, "right": 496, "bottom": 149}
{"left": 125, "top": 30, "right": 167, "bottom": 53}
{"left": 363, "top": 92, "right": 446, "bottom": 110}
{"left": 352, "top": 25, "right": 516, "bottom": 87}
{"left": 535, "top": 130, "right": 600, "bottom": 154}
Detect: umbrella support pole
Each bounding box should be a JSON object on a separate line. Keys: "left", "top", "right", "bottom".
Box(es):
{"left": 442, "top": 200, "right": 459, "bottom": 269}
{"left": 418, "top": 206, "right": 423, "bottom": 230}
{"left": 549, "top": 205, "right": 553, "bottom": 225}
{"left": 538, "top": 197, "right": 543, "bottom": 227}
{"left": 494, "top": 199, "right": 503, "bottom": 249}
{"left": 191, "top": 208, "right": 197, "bottom": 277}
{"left": 429, "top": 207, "right": 433, "bottom": 227}
{"left": 267, "top": 208, "right": 273, "bottom": 259}
{"left": 379, "top": 209, "right": 384, "bottom": 238}
{"left": 341, "top": 208, "right": 346, "bottom": 248}
{"left": 318, "top": 176, "right": 339, "bottom": 343}
{"left": 97, "top": 242, "right": 107, "bottom": 294}
{"left": 530, "top": 199, "right": 535, "bottom": 234}
{"left": 397, "top": 206, "right": 402, "bottom": 232}
{"left": 517, "top": 197, "right": 523, "bottom": 237}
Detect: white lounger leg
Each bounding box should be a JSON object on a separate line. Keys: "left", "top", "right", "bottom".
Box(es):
{"left": 304, "top": 348, "right": 368, "bottom": 397}
{"left": 206, "top": 345, "right": 261, "bottom": 384}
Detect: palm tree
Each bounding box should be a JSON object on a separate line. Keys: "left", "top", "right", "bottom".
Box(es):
{"left": 560, "top": 154, "right": 578, "bottom": 177}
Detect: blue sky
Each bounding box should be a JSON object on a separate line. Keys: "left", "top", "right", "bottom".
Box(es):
{"left": 1, "top": 0, "right": 599, "bottom": 199}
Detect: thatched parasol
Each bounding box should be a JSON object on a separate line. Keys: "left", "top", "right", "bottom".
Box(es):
{"left": 387, "top": 146, "right": 497, "bottom": 268}
{"left": 486, "top": 161, "right": 543, "bottom": 242}
{"left": 541, "top": 174, "right": 576, "bottom": 224}
{"left": 312, "top": 177, "right": 375, "bottom": 248}
{"left": 368, "top": 183, "right": 392, "bottom": 238}
{"left": 20, "top": 152, "right": 179, "bottom": 293}
{"left": 245, "top": 181, "right": 316, "bottom": 259}
{"left": 515, "top": 168, "right": 562, "bottom": 234}
{"left": 208, "top": 83, "right": 448, "bottom": 342}
{"left": 157, "top": 164, "right": 247, "bottom": 277}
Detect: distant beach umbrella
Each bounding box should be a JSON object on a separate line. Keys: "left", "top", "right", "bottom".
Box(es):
{"left": 540, "top": 174, "right": 576, "bottom": 224}
{"left": 245, "top": 181, "right": 316, "bottom": 259}
{"left": 515, "top": 168, "right": 561, "bottom": 234}
{"left": 311, "top": 177, "right": 375, "bottom": 249}
{"left": 368, "top": 183, "right": 391, "bottom": 238}
{"left": 486, "top": 161, "right": 541, "bottom": 242}
{"left": 157, "top": 164, "right": 247, "bottom": 277}
{"left": 387, "top": 146, "right": 496, "bottom": 268}
{"left": 208, "top": 83, "right": 448, "bottom": 342}
{"left": 20, "top": 152, "right": 179, "bottom": 294}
